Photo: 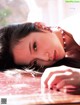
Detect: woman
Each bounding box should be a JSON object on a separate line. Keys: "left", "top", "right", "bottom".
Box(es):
{"left": 0, "top": 16, "right": 80, "bottom": 94}
{"left": 0, "top": 22, "right": 70, "bottom": 70}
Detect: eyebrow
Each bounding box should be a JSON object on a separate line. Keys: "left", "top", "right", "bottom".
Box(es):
{"left": 29, "top": 43, "right": 32, "bottom": 54}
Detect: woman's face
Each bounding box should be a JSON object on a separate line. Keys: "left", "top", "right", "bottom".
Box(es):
{"left": 12, "top": 31, "right": 65, "bottom": 67}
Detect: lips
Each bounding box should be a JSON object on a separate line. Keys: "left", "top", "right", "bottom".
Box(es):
{"left": 49, "top": 50, "right": 56, "bottom": 61}
{"left": 53, "top": 50, "right": 56, "bottom": 61}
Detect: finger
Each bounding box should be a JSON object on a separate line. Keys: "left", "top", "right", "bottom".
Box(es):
{"left": 66, "top": 88, "right": 80, "bottom": 95}
{"left": 48, "top": 73, "right": 69, "bottom": 89}
{"left": 41, "top": 66, "right": 72, "bottom": 88}
{"left": 56, "top": 78, "right": 76, "bottom": 89}
{"left": 41, "top": 67, "right": 66, "bottom": 88}
{"left": 41, "top": 68, "right": 54, "bottom": 88}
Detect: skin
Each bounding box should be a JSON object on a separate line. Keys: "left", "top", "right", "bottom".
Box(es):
{"left": 41, "top": 65, "right": 80, "bottom": 94}
{"left": 12, "top": 29, "right": 65, "bottom": 67}
{"left": 11, "top": 22, "right": 80, "bottom": 94}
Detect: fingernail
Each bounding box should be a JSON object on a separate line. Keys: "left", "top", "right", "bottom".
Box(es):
{"left": 50, "top": 87, "right": 53, "bottom": 90}
{"left": 56, "top": 88, "right": 60, "bottom": 91}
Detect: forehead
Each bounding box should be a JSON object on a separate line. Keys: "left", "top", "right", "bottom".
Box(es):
{"left": 29, "top": 31, "right": 45, "bottom": 37}
{"left": 28, "top": 31, "right": 51, "bottom": 40}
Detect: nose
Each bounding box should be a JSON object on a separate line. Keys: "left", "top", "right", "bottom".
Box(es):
{"left": 36, "top": 52, "right": 51, "bottom": 61}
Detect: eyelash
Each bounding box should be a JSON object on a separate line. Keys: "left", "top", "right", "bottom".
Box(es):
{"left": 33, "top": 42, "right": 37, "bottom": 51}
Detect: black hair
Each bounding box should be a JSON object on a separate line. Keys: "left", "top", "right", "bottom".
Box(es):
{"left": 0, "top": 22, "right": 80, "bottom": 72}
{"left": 0, "top": 22, "right": 42, "bottom": 71}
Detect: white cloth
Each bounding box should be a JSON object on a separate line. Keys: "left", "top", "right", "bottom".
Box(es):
{"left": 59, "top": 14, "right": 80, "bottom": 45}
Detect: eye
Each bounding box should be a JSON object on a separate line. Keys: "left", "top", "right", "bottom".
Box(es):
{"left": 33, "top": 60, "right": 37, "bottom": 65}
{"left": 33, "top": 42, "right": 37, "bottom": 51}
{"left": 29, "top": 59, "right": 37, "bottom": 68}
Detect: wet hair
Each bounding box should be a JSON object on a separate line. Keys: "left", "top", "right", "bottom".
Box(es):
{"left": 0, "top": 22, "right": 80, "bottom": 72}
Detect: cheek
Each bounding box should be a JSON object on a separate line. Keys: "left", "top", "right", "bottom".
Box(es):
{"left": 51, "top": 38, "right": 62, "bottom": 50}
{"left": 39, "top": 38, "right": 54, "bottom": 50}
{"left": 12, "top": 46, "right": 30, "bottom": 64}
{"left": 37, "top": 59, "right": 54, "bottom": 66}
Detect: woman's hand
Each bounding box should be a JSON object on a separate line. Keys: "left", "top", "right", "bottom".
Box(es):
{"left": 41, "top": 65, "right": 80, "bottom": 94}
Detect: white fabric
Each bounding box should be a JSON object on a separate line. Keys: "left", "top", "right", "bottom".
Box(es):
{"left": 59, "top": 14, "right": 80, "bottom": 45}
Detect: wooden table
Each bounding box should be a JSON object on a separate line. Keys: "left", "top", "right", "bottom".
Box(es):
{"left": 0, "top": 69, "right": 80, "bottom": 105}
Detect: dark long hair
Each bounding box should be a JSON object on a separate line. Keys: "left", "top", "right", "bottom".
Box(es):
{"left": 0, "top": 22, "right": 80, "bottom": 72}
{"left": 0, "top": 23, "right": 42, "bottom": 71}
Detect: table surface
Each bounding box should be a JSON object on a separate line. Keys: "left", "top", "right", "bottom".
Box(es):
{"left": 0, "top": 69, "right": 80, "bottom": 105}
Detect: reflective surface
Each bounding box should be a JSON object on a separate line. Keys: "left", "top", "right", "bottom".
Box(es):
{"left": 0, "top": 69, "right": 80, "bottom": 105}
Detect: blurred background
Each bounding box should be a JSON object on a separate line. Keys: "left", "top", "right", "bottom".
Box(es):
{"left": 0, "top": 0, "right": 80, "bottom": 27}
